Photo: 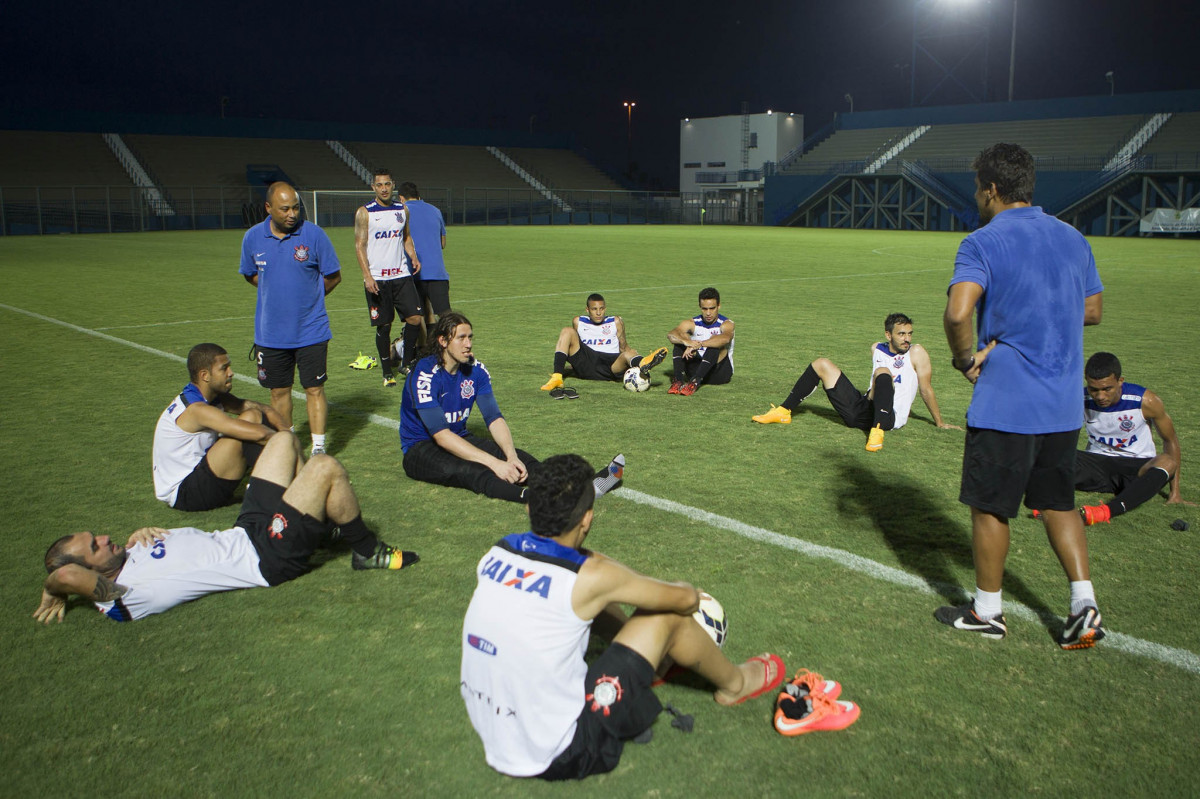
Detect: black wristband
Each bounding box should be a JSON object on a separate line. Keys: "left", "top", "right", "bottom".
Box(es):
{"left": 953, "top": 355, "right": 976, "bottom": 373}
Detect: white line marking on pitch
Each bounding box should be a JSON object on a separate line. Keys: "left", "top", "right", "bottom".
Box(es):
{"left": 6, "top": 300, "right": 1197, "bottom": 676}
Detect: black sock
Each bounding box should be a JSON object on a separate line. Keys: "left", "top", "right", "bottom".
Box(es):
{"left": 375, "top": 324, "right": 393, "bottom": 374}
{"left": 782, "top": 365, "right": 821, "bottom": 411}
{"left": 402, "top": 322, "right": 421, "bottom": 367}
{"left": 630, "top": 355, "right": 643, "bottom": 369}
{"left": 689, "top": 347, "right": 719, "bottom": 384}
{"left": 672, "top": 344, "right": 687, "bottom": 382}
{"left": 339, "top": 514, "right": 379, "bottom": 557}
{"left": 872, "top": 372, "right": 895, "bottom": 429}
{"left": 553, "top": 351, "right": 567, "bottom": 374}
{"left": 1108, "top": 467, "right": 1171, "bottom": 516}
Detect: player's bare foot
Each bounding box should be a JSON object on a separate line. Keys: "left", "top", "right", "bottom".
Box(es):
{"left": 714, "top": 652, "right": 784, "bottom": 706}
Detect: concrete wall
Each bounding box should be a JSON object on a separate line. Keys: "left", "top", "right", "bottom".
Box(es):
{"left": 679, "top": 112, "right": 804, "bottom": 193}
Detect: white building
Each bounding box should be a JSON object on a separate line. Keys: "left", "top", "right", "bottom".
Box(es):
{"left": 679, "top": 111, "right": 803, "bottom": 223}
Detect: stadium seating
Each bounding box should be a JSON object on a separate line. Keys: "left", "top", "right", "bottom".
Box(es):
{"left": 780, "top": 127, "right": 913, "bottom": 173}
{"left": 0, "top": 131, "right": 132, "bottom": 186}
{"left": 345, "top": 142, "right": 528, "bottom": 194}
{"left": 1141, "top": 111, "right": 1200, "bottom": 166}
{"left": 497, "top": 148, "right": 624, "bottom": 191}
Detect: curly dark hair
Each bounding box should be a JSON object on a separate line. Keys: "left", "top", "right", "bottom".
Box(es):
{"left": 424, "top": 311, "right": 472, "bottom": 360}
{"left": 973, "top": 143, "right": 1036, "bottom": 204}
{"left": 526, "top": 455, "right": 596, "bottom": 537}
{"left": 1086, "top": 352, "right": 1122, "bottom": 381}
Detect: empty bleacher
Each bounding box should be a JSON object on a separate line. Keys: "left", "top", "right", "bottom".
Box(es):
{"left": 345, "top": 142, "right": 528, "bottom": 194}
{"left": 1142, "top": 111, "right": 1200, "bottom": 165}
{"left": 124, "top": 135, "right": 363, "bottom": 193}
{"left": 781, "top": 126, "right": 913, "bottom": 173}
{"left": 881, "top": 115, "right": 1145, "bottom": 172}
{"left": 0, "top": 131, "right": 131, "bottom": 186}
{"left": 499, "top": 147, "right": 623, "bottom": 191}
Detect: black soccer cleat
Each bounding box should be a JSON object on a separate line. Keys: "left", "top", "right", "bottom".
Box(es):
{"left": 352, "top": 542, "right": 419, "bottom": 571}
{"left": 935, "top": 602, "right": 1007, "bottom": 639}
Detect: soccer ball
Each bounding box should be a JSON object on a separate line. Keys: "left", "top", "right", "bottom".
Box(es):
{"left": 693, "top": 592, "right": 728, "bottom": 648}
{"left": 623, "top": 367, "right": 650, "bottom": 393}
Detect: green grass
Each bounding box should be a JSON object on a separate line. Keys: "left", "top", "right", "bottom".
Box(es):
{"left": 1, "top": 225, "right": 1198, "bottom": 797}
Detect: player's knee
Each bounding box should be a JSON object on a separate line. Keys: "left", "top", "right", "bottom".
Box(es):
{"left": 237, "top": 408, "right": 264, "bottom": 424}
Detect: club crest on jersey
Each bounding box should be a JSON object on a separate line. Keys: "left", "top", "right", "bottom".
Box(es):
{"left": 293, "top": 245, "right": 310, "bottom": 262}
{"left": 1118, "top": 414, "right": 1134, "bottom": 432}
{"left": 460, "top": 379, "right": 475, "bottom": 400}
{"left": 587, "top": 674, "right": 623, "bottom": 716}
{"left": 269, "top": 513, "right": 288, "bottom": 539}
{"left": 395, "top": 212, "right": 403, "bottom": 223}
{"left": 893, "top": 356, "right": 904, "bottom": 369}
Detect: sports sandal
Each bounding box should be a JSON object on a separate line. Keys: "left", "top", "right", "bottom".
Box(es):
{"left": 717, "top": 653, "right": 784, "bottom": 706}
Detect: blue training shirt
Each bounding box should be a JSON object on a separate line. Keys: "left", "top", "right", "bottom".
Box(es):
{"left": 399, "top": 354, "right": 500, "bottom": 452}
{"left": 239, "top": 218, "right": 341, "bottom": 349}
{"left": 407, "top": 200, "right": 448, "bottom": 281}
{"left": 950, "top": 206, "right": 1103, "bottom": 434}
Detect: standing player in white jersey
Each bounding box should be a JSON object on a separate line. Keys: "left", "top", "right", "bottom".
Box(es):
{"left": 152, "top": 343, "right": 287, "bottom": 511}
{"left": 539, "top": 293, "right": 668, "bottom": 398}
{"left": 665, "top": 287, "right": 735, "bottom": 396}
{"left": 1068, "top": 351, "right": 1192, "bottom": 524}
{"left": 33, "top": 431, "right": 417, "bottom": 624}
{"left": 354, "top": 168, "right": 423, "bottom": 387}
{"left": 752, "top": 313, "right": 961, "bottom": 451}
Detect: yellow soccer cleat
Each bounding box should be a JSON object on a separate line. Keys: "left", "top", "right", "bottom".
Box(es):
{"left": 349, "top": 352, "right": 377, "bottom": 371}
{"left": 540, "top": 373, "right": 564, "bottom": 391}
{"left": 752, "top": 404, "right": 792, "bottom": 424}
{"left": 865, "top": 425, "right": 885, "bottom": 452}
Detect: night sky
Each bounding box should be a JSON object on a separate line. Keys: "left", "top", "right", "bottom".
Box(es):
{"left": 4, "top": 1, "right": 1198, "bottom": 189}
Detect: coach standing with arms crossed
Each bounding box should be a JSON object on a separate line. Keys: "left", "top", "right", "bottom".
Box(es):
{"left": 241, "top": 182, "right": 342, "bottom": 456}
{"left": 938, "top": 143, "right": 1106, "bottom": 650}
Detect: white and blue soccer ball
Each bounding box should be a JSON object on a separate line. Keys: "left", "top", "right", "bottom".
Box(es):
{"left": 693, "top": 592, "right": 728, "bottom": 648}
{"left": 623, "top": 367, "right": 650, "bottom": 393}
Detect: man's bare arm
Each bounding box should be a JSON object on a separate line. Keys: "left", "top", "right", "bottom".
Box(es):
{"left": 573, "top": 553, "right": 700, "bottom": 621}
{"left": 354, "top": 206, "right": 377, "bottom": 294}
{"left": 1145, "top": 390, "right": 1192, "bottom": 505}
{"left": 1084, "top": 292, "right": 1103, "bottom": 326}
{"left": 910, "top": 344, "right": 959, "bottom": 429}
{"left": 34, "top": 565, "right": 128, "bottom": 624}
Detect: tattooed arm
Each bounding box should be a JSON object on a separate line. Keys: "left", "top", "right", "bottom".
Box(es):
{"left": 33, "top": 564, "right": 128, "bottom": 624}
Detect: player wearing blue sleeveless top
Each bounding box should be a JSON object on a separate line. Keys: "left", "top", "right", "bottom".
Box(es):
{"left": 400, "top": 312, "right": 540, "bottom": 502}
{"left": 1070, "top": 351, "right": 1188, "bottom": 525}
{"left": 239, "top": 182, "right": 342, "bottom": 455}
{"left": 666, "top": 287, "right": 735, "bottom": 395}
{"left": 399, "top": 182, "right": 451, "bottom": 324}
{"left": 941, "top": 143, "right": 1106, "bottom": 650}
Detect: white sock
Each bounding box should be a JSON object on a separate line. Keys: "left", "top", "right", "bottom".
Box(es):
{"left": 973, "top": 588, "right": 1003, "bottom": 620}
{"left": 592, "top": 454, "right": 625, "bottom": 498}
{"left": 1069, "top": 580, "right": 1096, "bottom": 615}
{"left": 312, "top": 433, "right": 327, "bottom": 450}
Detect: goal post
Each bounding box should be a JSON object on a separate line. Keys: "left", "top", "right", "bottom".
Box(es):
{"left": 299, "top": 190, "right": 373, "bottom": 228}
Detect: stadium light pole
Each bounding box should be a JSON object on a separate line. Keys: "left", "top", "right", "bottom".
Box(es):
{"left": 844, "top": 93, "right": 854, "bottom": 114}
{"left": 1007, "top": 0, "right": 1018, "bottom": 101}
{"left": 623, "top": 101, "right": 637, "bottom": 173}
{"left": 1106, "top": 70, "right": 1115, "bottom": 96}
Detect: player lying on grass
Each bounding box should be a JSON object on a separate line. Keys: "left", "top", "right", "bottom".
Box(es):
{"left": 34, "top": 432, "right": 417, "bottom": 623}
{"left": 460, "top": 454, "right": 859, "bottom": 780}
{"left": 1037, "top": 351, "right": 1193, "bottom": 525}
{"left": 402, "top": 312, "right": 624, "bottom": 501}
{"left": 153, "top": 343, "right": 287, "bottom": 512}
{"left": 539, "top": 293, "right": 668, "bottom": 399}
{"left": 752, "top": 313, "right": 961, "bottom": 451}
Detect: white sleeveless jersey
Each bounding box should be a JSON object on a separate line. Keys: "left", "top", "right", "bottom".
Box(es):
{"left": 95, "top": 527, "right": 269, "bottom": 621}
{"left": 1084, "top": 382, "right": 1156, "bottom": 458}
{"left": 152, "top": 384, "right": 219, "bottom": 506}
{"left": 872, "top": 343, "right": 919, "bottom": 429}
{"left": 461, "top": 532, "right": 591, "bottom": 777}
{"left": 365, "top": 200, "right": 411, "bottom": 280}
{"left": 692, "top": 314, "right": 734, "bottom": 369}
{"left": 575, "top": 315, "right": 620, "bottom": 354}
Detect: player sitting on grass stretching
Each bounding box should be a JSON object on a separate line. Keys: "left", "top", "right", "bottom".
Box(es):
{"left": 539, "top": 293, "right": 667, "bottom": 399}
{"left": 460, "top": 454, "right": 858, "bottom": 780}
{"left": 34, "top": 432, "right": 416, "bottom": 623}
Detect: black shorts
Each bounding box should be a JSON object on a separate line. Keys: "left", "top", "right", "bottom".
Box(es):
{"left": 255, "top": 342, "right": 329, "bottom": 389}
{"left": 824, "top": 374, "right": 880, "bottom": 431}
{"left": 1075, "top": 450, "right": 1150, "bottom": 494}
{"left": 539, "top": 643, "right": 663, "bottom": 781}
{"left": 960, "top": 427, "right": 1079, "bottom": 519}
{"left": 683, "top": 353, "right": 734, "bottom": 386}
{"left": 235, "top": 477, "right": 329, "bottom": 586}
{"left": 403, "top": 434, "right": 540, "bottom": 503}
{"left": 568, "top": 346, "right": 622, "bottom": 381}
{"left": 416, "top": 279, "right": 450, "bottom": 316}
{"left": 366, "top": 276, "right": 422, "bottom": 325}
{"left": 172, "top": 452, "right": 241, "bottom": 512}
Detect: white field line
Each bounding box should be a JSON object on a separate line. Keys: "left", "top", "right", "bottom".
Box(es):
{"left": 5, "top": 300, "right": 1198, "bottom": 676}
{"left": 91, "top": 264, "right": 944, "bottom": 331}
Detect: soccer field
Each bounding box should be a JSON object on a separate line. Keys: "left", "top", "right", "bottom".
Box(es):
{"left": 2, "top": 225, "right": 1198, "bottom": 797}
